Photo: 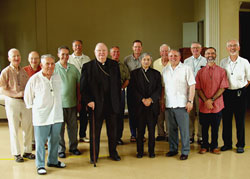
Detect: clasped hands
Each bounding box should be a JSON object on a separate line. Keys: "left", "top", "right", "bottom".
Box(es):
{"left": 142, "top": 98, "right": 152, "bottom": 107}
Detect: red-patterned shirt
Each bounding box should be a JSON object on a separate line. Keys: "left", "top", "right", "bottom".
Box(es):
{"left": 23, "top": 65, "right": 41, "bottom": 77}
{"left": 195, "top": 64, "right": 229, "bottom": 113}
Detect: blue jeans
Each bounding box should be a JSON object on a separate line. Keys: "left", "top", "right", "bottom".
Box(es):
{"left": 34, "top": 122, "right": 62, "bottom": 168}
{"left": 167, "top": 108, "right": 190, "bottom": 155}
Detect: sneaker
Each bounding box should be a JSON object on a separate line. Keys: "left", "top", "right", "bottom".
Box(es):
{"left": 14, "top": 155, "right": 24, "bottom": 163}
{"left": 37, "top": 167, "right": 47, "bottom": 175}
{"left": 237, "top": 147, "right": 244, "bottom": 153}
{"left": 58, "top": 152, "right": 66, "bottom": 158}
{"left": 47, "top": 161, "right": 66, "bottom": 168}
{"left": 79, "top": 137, "right": 90, "bottom": 143}
{"left": 23, "top": 153, "right": 35, "bottom": 159}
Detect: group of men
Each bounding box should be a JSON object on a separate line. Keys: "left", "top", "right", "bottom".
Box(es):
{"left": 0, "top": 39, "right": 249, "bottom": 175}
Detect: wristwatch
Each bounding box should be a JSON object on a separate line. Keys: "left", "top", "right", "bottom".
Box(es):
{"left": 211, "top": 97, "right": 215, "bottom": 101}
{"left": 188, "top": 100, "right": 193, "bottom": 104}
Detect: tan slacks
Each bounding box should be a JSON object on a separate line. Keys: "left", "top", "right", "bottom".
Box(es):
{"left": 5, "top": 96, "right": 32, "bottom": 155}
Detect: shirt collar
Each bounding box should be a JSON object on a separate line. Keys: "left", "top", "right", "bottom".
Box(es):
{"left": 72, "top": 53, "right": 84, "bottom": 58}
{"left": 192, "top": 55, "right": 202, "bottom": 60}
{"left": 57, "top": 61, "right": 70, "bottom": 70}
{"left": 10, "top": 64, "right": 21, "bottom": 71}
{"left": 228, "top": 56, "right": 239, "bottom": 64}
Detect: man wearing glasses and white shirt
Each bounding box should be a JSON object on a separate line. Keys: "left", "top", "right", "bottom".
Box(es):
{"left": 220, "top": 39, "right": 250, "bottom": 153}
{"left": 184, "top": 42, "right": 207, "bottom": 145}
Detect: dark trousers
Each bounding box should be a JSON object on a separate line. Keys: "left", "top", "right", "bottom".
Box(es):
{"left": 117, "top": 90, "right": 125, "bottom": 140}
{"left": 79, "top": 107, "right": 88, "bottom": 138}
{"left": 127, "top": 85, "right": 136, "bottom": 137}
{"left": 89, "top": 110, "right": 118, "bottom": 161}
{"left": 199, "top": 112, "right": 222, "bottom": 150}
{"left": 222, "top": 87, "right": 247, "bottom": 148}
{"left": 136, "top": 107, "right": 157, "bottom": 155}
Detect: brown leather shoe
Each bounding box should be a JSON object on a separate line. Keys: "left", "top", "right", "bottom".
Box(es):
{"left": 211, "top": 148, "right": 220, "bottom": 155}
{"left": 199, "top": 148, "right": 208, "bottom": 154}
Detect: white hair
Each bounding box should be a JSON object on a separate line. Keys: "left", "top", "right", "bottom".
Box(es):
{"left": 8, "top": 48, "right": 19, "bottom": 57}
{"left": 226, "top": 40, "right": 240, "bottom": 47}
{"left": 159, "top": 44, "right": 171, "bottom": 52}
{"left": 41, "top": 54, "right": 55, "bottom": 64}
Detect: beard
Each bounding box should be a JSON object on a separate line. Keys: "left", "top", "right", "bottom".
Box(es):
{"left": 207, "top": 57, "right": 215, "bottom": 63}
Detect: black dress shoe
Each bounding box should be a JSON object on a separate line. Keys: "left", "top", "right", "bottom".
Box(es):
{"left": 110, "top": 155, "right": 121, "bottom": 161}
{"left": 220, "top": 145, "right": 232, "bottom": 151}
{"left": 180, "top": 154, "right": 188, "bottom": 160}
{"left": 117, "top": 139, "right": 124, "bottom": 145}
{"left": 149, "top": 153, "right": 155, "bottom": 158}
{"left": 136, "top": 153, "right": 143, "bottom": 158}
{"left": 156, "top": 136, "right": 166, "bottom": 141}
{"left": 58, "top": 152, "right": 66, "bottom": 158}
{"left": 197, "top": 138, "right": 203, "bottom": 145}
{"left": 90, "top": 159, "right": 98, "bottom": 164}
{"left": 69, "top": 149, "right": 81, "bottom": 155}
{"left": 166, "top": 151, "right": 178, "bottom": 157}
{"left": 190, "top": 138, "right": 194, "bottom": 144}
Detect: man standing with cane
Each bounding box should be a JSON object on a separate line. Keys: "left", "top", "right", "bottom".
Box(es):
{"left": 80, "top": 43, "right": 121, "bottom": 165}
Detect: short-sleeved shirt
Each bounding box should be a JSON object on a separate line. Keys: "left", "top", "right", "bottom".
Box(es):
{"left": 124, "top": 53, "right": 145, "bottom": 72}
{"left": 162, "top": 62, "right": 196, "bottom": 108}
{"left": 23, "top": 65, "right": 41, "bottom": 77}
{"left": 184, "top": 55, "right": 207, "bottom": 76}
{"left": 220, "top": 56, "right": 250, "bottom": 90}
{"left": 68, "top": 53, "right": 91, "bottom": 73}
{"left": 0, "top": 64, "right": 29, "bottom": 98}
{"left": 195, "top": 64, "right": 229, "bottom": 113}
{"left": 54, "top": 62, "right": 80, "bottom": 108}
{"left": 119, "top": 62, "right": 130, "bottom": 85}
{"left": 153, "top": 57, "right": 170, "bottom": 74}
{"left": 24, "top": 71, "right": 63, "bottom": 126}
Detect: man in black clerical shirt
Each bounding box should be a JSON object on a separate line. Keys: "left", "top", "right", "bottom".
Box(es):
{"left": 80, "top": 43, "right": 121, "bottom": 163}
{"left": 130, "top": 53, "right": 162, "bottom": 158}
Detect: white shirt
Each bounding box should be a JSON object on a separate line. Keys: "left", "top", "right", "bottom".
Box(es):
{"left": 68, "top": 53, "right": 91, "bottom": 73}
{"left": 220, "top": 56, "right": 250, "bottom": 90}
{"left": 162, "top": 63, "right": 196, "bottom": 108}
{"left": 184, "top": 55, "right": 207, "bottom": 76}
{"left": 24, "top": 71, "right": 64, "bottom": 126}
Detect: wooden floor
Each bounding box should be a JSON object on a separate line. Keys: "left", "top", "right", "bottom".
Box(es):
{"left": 1, "top": 110, "right": 250, "bottom": 179}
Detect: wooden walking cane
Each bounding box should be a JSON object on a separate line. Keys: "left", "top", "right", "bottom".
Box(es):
{"left": 92, "top": 110, "right": 97, "bottom": 167}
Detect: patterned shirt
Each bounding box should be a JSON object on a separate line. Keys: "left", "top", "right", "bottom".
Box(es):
{"left": 196, "top": 64, "right": 229, "bottom": 113}
{"left": 0, "top": 64, "right": 29, "bottom": 98}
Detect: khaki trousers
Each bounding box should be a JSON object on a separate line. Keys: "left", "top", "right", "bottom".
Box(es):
{"left": 5, "top": 96, "right": 32, "bottom": 155}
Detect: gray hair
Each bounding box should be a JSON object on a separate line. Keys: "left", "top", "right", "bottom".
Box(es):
{"left": 41, "top": 54, "right": 55, "bottom": 64}
{"left": 141, "top": 53, "right": 153, "bottom": 61}
{"left": 159, "top": 44, "right": 171, "bottom": 52}
{"left": 8, "top": 48, "right": 19, "bottom": 57}
{"left": 191, "top": 42, "right": 202, "bottom": 48}
{"left": 226, "top": 39, "right": 240, "bottom": 47}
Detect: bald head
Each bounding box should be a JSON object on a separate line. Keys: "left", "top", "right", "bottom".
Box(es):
{"left": 28, "top": 51, "right": 40, "bottom": 69}
{"left": 8, "top": 48, "right": 21, "bottom": 69}
{"left": 94, "top": 43, "right": 108, "bottom": 63}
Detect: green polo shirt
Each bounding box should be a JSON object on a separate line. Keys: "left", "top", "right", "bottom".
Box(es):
{"left": 55, "top": 62, "right": 80, "bottom": 108}
{"left": 119, "top": 62, "right": 130, "bottom": 85}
